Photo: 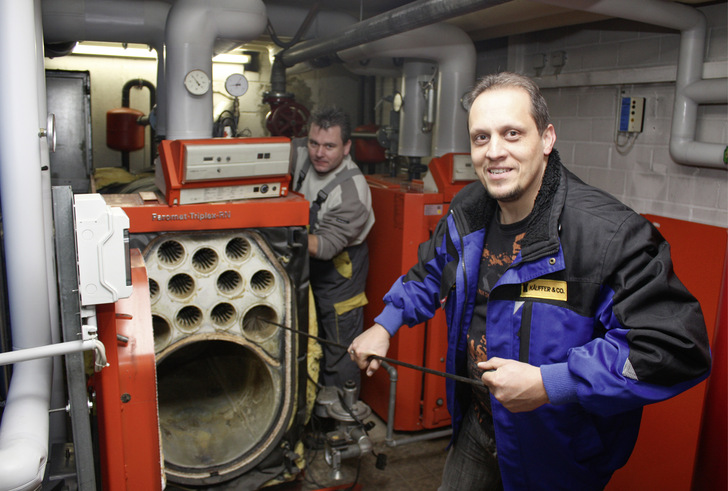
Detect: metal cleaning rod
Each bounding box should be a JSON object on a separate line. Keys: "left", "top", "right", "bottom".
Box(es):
{"left": 260, "top": 318, "right": 486, "bottom": 388}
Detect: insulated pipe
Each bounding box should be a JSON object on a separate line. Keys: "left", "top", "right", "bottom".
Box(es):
{"left": 0, "top": 0, "right": 54, "bottom": 489}
{"left": 164, "top": 0, "right": 267, "bottom": 140}
{"left": 338, "top": 23, "right": 476, "bottom": 156}
{"left": 35, "top": 0, "right": 66, "bottom": 448}
{"left": 41, "top": 0, "right": 170, "bottom": 136}
{"left": 278, "top": 0, "right": 510, "bottom": 68}
{"left": 399, "top": 61, "right": 437, "bottom": 157}
{"left": 537, "top": 0, "right": 727, "bottom": 170}
{"left": 266, "top": 4, "right": 357, "bottom": 43}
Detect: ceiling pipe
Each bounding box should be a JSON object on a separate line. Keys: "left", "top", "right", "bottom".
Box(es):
{"left": 164, "top": 0, "right": 267, "bottom": 140}
{"left": 0, "top": 0, "right": 54, "bottom": 489}
{"left": 278, "top": 0, "right": 511, "bottom": 69}
{"left": 537, "top": 0, "right": 727, "bottom": 170}
{"left": 338, "top": 23, "right": 476, "bottom": 156}
{"left": 41, "top": 0, "right": 172, "bottom": 139}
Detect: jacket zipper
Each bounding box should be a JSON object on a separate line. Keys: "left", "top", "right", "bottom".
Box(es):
{"left": 449, "top": 208, "right": 469, "bottom": 334}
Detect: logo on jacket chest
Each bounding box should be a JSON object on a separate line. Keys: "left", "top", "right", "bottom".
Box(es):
{"left": 520, "top": 279, "right": 567, "bottom": 301}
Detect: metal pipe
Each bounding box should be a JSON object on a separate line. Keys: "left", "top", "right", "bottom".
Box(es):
{"left": 380, "top": 361, "right": 398, "bottom": 445}
{"left": 386, "top": 428, "right": 453, "bottom": 448}
{"left": 379, "top": 361, "right": 453, "bottom": 447}
{"left": 338, "top": 23, "right": 476, "bottom": 156}
{"left": 537, "top": 0, "right": 727, "bottom": 170}
{"left": 0, "top": 340, "right": 106, "bottom": 369}
{"left": 278, "top": 0, "right": 510, "bottom": 68}
{"left": 164, "top": 0, "right": 267, "bottom": 140}
{"left": 0, "top": 0, "right": 54, "bottom": 488}
{"left": 41, "top": 0, "right": 170, "bottom": 135}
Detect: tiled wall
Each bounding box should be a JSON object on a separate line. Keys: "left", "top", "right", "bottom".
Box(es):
{"left": 489, "top": 3, "right": 727, "bottom": 228}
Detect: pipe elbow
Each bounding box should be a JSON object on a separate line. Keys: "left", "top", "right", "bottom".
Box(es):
{"left": 0, "top": 440, "right": 48, "bottom": 491}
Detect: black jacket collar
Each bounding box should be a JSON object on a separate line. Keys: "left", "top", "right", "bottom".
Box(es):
{"left": 451, "top": 149, "right": 565, "bottom": 261}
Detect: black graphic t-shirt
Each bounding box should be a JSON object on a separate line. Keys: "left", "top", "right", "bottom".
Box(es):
{"left": 468, "top": 210, "right": 528, "bottom": 430}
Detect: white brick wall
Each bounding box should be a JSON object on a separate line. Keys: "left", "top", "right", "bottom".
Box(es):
{"left": 497, "top": 3, "right": 728, "bottom": 228}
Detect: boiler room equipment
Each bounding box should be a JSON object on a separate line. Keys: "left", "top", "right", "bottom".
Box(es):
{"left": 361, "top": 153, "right": 477, "bottom": 431}
{"left": 154, "top": 137, "right": 292, "bottom": 205}
{"left": 99, "top": 137, "right": 312, "bottom": 488}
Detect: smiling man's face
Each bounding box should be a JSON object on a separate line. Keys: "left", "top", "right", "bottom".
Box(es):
{"left": 468, "top": 86, "right": 556, "bottom": 223}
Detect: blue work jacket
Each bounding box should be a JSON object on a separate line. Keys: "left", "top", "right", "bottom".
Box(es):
{"left": 375, "top": 150, "right": 711, "bottom": 490}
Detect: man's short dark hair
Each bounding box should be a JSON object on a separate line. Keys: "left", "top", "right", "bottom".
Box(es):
{"left": 309, "top": 106, "right": 352, "bottom": 143}
{"left": 465, "top": 72, "right": 551, "bottom": 135}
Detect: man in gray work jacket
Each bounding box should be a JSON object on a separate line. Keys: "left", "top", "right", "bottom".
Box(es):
{"left": 292, "top": 106, "right": 375, "bottom": 395}
{"left": 349, "top": 73, "right": 711, "bottom": 490}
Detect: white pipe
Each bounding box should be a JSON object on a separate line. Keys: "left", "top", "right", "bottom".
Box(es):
{"left": 164, "top": 0, "right": 267, "bottom": 140}
{"left": 0, "top": 0, "right": 54, "bottom": 489}
{"left": 0, "top": 340, "right": 106, "bottom": 369}
{"left": 266, "top": 4, "right": 357, "bottom": 41}
{"left": 338, "top": 23, "right": 476, "bottom": 156}
{"left": 41, "top": 0, "right": 171, "bottom": 135}
{"left": 537, "top": 0, "right": 727, "bottom": 170}
{"left": 35, "top": 0, "right": 68, "bottom": 448}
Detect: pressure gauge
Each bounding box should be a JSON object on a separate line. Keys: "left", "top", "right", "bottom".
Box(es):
{"left": 225, "top": 73, "right": 249, "bottom": 97}
{"left": 184, "top": 69, "right": 210, "bottom": 95}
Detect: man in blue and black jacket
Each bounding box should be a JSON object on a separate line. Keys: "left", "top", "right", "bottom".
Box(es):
{"left": 349, "top": 72, "right": 711, "bottom": 490}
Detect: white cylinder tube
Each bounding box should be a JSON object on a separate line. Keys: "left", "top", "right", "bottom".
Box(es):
{"left": 0, "top": 0, "right": 54, "bottom": 488}
{"left": 164, "top": 0, "right": 267, "bottom": 141}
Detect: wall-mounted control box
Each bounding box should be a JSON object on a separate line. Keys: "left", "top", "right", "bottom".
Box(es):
{"left": 74, "top": 194, "right": 133, "bottom": 306}
{"left": 619, "top": 96, "right": 645, "bottom": 133}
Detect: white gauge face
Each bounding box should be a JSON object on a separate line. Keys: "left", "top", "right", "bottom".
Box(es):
{"left": 225, "top": 73, "right": 249, "bottom": 97}
{"left": 184, "top": 69, "right": 211, "bottom": 96}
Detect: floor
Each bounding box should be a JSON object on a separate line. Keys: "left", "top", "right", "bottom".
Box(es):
{"left": 277, "top": 413, "right": 451, "bottom": 491}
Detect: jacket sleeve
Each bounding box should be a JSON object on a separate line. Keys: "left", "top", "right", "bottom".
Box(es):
{"left": 314, "top": 175, "right": 372, "bottom": 260}
{"left": 542, "top": 213, "right": 712, "bottom": 416}
{"left": 375, "top": 214, "right": 452, "bottom": 336}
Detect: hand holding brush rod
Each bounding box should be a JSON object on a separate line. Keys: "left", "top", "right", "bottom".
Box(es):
{"left": 258, "top": 317, "right": 487, "bottom": 388}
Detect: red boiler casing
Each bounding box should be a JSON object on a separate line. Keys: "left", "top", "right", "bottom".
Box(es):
{"left": 92, "top": 249, "right": 163, "bottom": 491}
{"left": 361, "top": 154, "right": 474, "bottom": 431}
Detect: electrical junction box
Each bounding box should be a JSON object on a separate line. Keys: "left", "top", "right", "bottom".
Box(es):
{"left": 619, "top": 96, "right": 645, "bottom": 133}
{"left": 74, "top": 194, "right": 133, "bottom": 306}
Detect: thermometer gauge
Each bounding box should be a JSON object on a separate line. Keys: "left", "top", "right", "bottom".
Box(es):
{"left": 225, "top": 73, "right": 249, "bottom": 97}
{"left": 184, "top": 69, "right": 211, "bottom": 95}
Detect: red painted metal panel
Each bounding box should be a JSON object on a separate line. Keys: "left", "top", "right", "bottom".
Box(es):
{"left": 102, "top": 192, "right": 309, "bottom": 233}
{"left": 607, "top": 216, "right": 727, "bottom": 491}
{"left": 93, "top": 249, "right": 163, "bottom": 490}
{"left": 692, "top": 239, "right": 727, "bottom": 491}
{"left": 362, "top": 175, "right": 450, "bottom": 431}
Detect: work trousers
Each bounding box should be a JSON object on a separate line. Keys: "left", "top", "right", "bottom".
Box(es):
{"left": 439, "top": 405, "right": 503, "bottom": 491}
{"left": 310, "top": 243, "right": 369, "bottom": 393}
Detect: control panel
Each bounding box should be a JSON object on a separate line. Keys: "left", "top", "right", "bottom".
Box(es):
{"left": 619, "top": 96, "right": 645, "bottom": 133}
{"left": 155, "top": 137, "right": 292, "bottom": 205}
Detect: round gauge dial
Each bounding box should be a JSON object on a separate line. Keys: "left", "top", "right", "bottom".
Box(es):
{"left": 225, "top": 73, "right": 249, "bottom": 97}
{"left": 184, "top": 69, "right": 211, "bottom": 95}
